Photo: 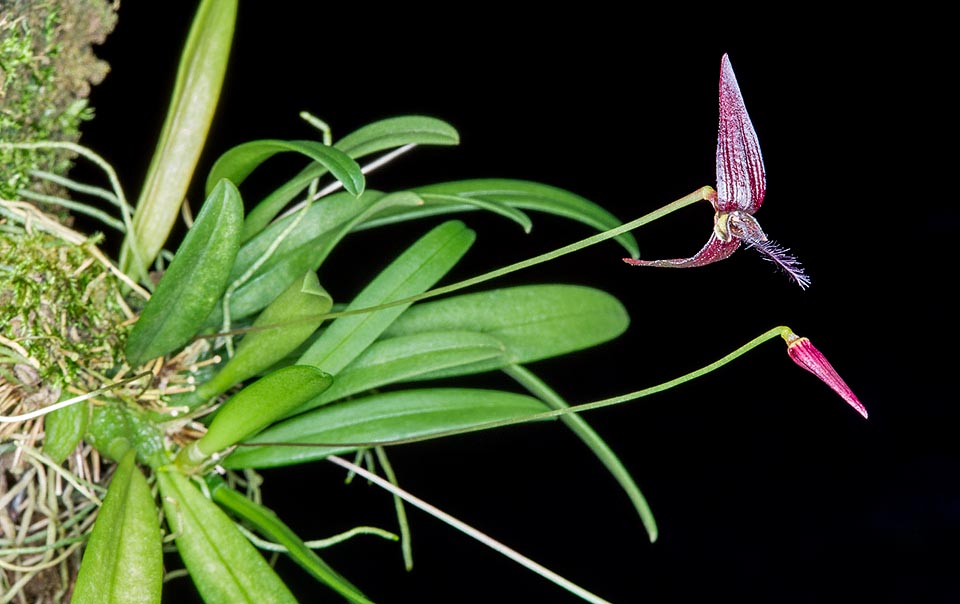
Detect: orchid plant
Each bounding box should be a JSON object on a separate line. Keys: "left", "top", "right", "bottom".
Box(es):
{"left": 0, "top": 2, "right": 865, "bottom": 603}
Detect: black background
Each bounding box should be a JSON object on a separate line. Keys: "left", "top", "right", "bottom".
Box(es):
{"left": 76, "top": 5, "right": 950, "bottom": 604}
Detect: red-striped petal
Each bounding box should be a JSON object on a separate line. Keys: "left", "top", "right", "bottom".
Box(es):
{"left": 716, "top": 53, "right": 766, "bottom": 214}
{"left": 623, "top": 233, "right": 740, "bottom": 268}
{"left": 783, "top": 332, "right": 867, "bottom": 419}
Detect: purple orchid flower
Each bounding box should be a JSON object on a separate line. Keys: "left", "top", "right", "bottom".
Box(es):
{"left": 624, "top": 54, "right": 810, "bottom": 289}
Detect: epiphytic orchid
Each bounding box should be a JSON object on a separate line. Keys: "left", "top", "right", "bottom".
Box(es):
{"left": 624, "top": 53, "right": 810, "bottom": 289}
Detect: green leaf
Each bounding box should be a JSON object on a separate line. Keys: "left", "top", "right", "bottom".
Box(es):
{"left": 233, "top": 192, "right": 423, "bottom": 322}
{"left": 306, "top": 191, "right": 425, "bottom": 272}
{"left": 206, "top": 139, "right": 364, "bottom": 198}
{"left": 177, "top": 365, "right": 332, "bottom": 467}
{"left": 204, "top": 244, "right": 320, "bottom": 328}
{"left": 206, "top": 475, "right": 374, "bottom": 604}
{"left": 206, "top": 190, "right": 396, "bottom": 325}
{"left": 124, "top": 179, "right": 243, "bottom": 366}
{"left": 240, "top": 171, "right": 330, "bottom": 242}
{"left": 188, "top": 272, "right": 332, "bottom": 406}
{"left": 505, "top": 364, "right": 658, "bottom": 543}
{"left": 296, "top": 220, "right": 475, "bottom": 373}
{"left": 356, "top": 192, "right": 534, "bottom": 233}
{"left": 224, "top": 388, "right": 551, "bottom": 469}
{"left": 86, "top": 401, "right": 167, "bottom": 468}
{"left": 119, "top": 0, "right": 237, "bottom": 281}
{"left": 381, "top": 284, "right": 629, "bottom": 377}
{"left": 295, "top": 331, "right": 507, "bottom": 415}
{"left": 335, "top": 115, "right": 459, "bottom": 157}
{"left": 42, "top": 395, "right": 88, "bottom": 464}
{"left": 357, "top": 178, "right": 639, "bottom": 256}
{"left": 73, "top": 450, "right": 162, "bottom": 604}
{"left": 242, "top": 116, "right": 458, "bottom": 240}
{"left": 212, "top": 191, "right": 422, "bottom": 325}
{"left": 157, "top": 471, "right": 297, "bottom": 604}
{"left": 234, "top": 191, "right": 377, "bottom": 285}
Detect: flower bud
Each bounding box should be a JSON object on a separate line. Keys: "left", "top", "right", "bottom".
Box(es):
{"left": 782, "top": 331, "right": 867, "bottom": 419}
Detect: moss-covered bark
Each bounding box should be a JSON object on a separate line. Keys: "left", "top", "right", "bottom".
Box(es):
{"left": 0, "top": 0, "right": 117, "bottom": 201}
{"left": 1, "top": 3, "right": 118, "bottom": 602}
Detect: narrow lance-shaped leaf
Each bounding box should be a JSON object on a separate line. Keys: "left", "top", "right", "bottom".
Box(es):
{"left": 225, "top": 388, "right": 551, "bottom": 469}
{"left": 73, "top": 450, "right": 162, "bottom": 604}
{"left": 125, "top": 179, "right": 243, "bottom": 366}
{"left": 355, "top": 191, "right": 533, "bottom": 233}
{"left": 296, "top": 331, "right": 508, "bottom": 414}
{"left": 381, "top": 284, "right": 629, "bottom": 378}
{"left": 355, "top": 179, "right": 640, "bottom": 257}
{"left": 205, "top": 190, "right": 412, "bottom": 326}
{"left": 206, "top": 139, "right": 365, "bottom": 198}
{"left": 504, "top": 364, "right": 658, "bottom": 543}
{"left": 335, "top": 115, "right": 459, "bottom": 157}
{"left": 119, "top": 0, "right": 237, "bottom": 281}
{"left": 177, "top": 365, "right": 332, "bottom": 468}
{"left": 297, "top": 220, "right": 475, "bottom": 373}
{"left": 204, "top": 242, "right": 321, "bottom": 326}
{"left": 183, "top": 272, "right": 332, "bottom": 407}
{"left": 307, "top": 191, "right": 425, "bottom": 272}
{"left": 240, "top": 166, "right": 348, "bottom": 243}
{"left": 157, "top": 471, "right": 297, "bottom": 604}
{"left": 242, "top": 116, "right": 459, "bottom": 240}
{"left": 206, "top": 475, "right": 374, "bottom": 604}
{"left": 226, "top": 191, "right": 425, "bottom": 325}
{"left": 231, "top": 191, "right": 382, "bottom": 287}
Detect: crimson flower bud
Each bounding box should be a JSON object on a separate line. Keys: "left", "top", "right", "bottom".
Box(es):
{"left": 782, "top": 331, "right": 867, "bottom": 419}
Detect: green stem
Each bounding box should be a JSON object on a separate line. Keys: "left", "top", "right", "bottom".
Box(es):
{"left": 331, "top": 185, "right": 713, "bottom": 317}
{"left": 539, "top": 325, "right": 791, "bottom": 419}
{"left": 216, "top": 185, "right": 715, "bottom": 339}
{"left": 241, "top": 325, "right": 790, "bottom": 449}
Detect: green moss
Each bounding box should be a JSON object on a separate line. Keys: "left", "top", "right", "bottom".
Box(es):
{"left": 0, "top": 0, "right": 117, "bottom": 201}
{"left": 0, "top": 228, "right": 127, "bottom": 387}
